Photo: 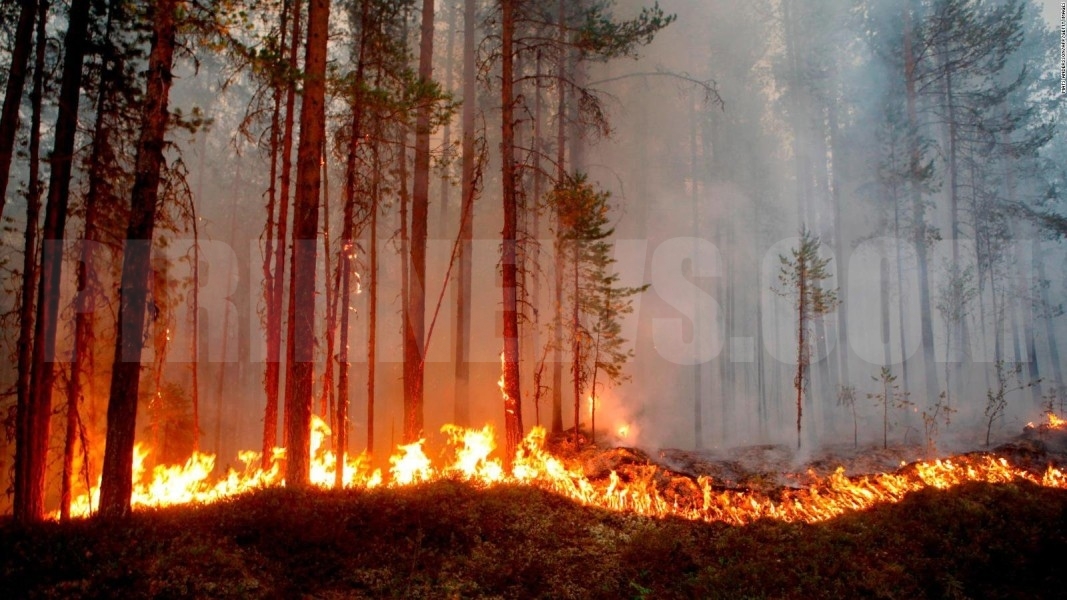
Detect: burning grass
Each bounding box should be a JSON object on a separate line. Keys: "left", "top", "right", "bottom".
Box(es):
{"left": 2, "top": 477, "right": 1066, "bottom": 598}
{"left": 53, "top": 413, "right": 1067, "bottom": 527}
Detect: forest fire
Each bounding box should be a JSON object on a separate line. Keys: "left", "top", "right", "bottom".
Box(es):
{"left": 59, "top": 413, "right": 1067, "bottom": 525}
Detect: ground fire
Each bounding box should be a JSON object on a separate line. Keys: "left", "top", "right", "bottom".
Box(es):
{"left": 56, "top": 412, "right": 1067, "bottom": 526}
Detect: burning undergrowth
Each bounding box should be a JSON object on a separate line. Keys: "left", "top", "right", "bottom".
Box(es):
{"left": 47, "top": 413, "right": 1067, "bottom": 528}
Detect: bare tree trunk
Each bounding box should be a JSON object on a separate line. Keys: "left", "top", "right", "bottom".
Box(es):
{"left": 903, "top": 7, "right": 939, "bottom": 407}
{"left": 367, "top": 143, "right": 380, "bottom": 453}
{"left": 66, "top": 0, "right": 111, "bottom": 519}
{"left": 1037, "top": 249, "right": 1065, "bottom": 391}
{"left": 336, "top": 0, "right": 371, "bottom": 485}
{"left": 16, "top": 0, "right": 46, "bottom": 519}
{"left": 530, "top": 49, "right": 543, "bottom": 394}
{"left": 438, "top": 0, "right": 458, "bottom": 239}
{"left": 828, "top": 91, "right": 850, "bottom": 390}
{"left": 453, "top": 0, "right": 477, "bottom": 427}
{"left": 572, "top": 242, "right": 580, "bottom": 447}
{"left": 189, "top": 199, "right": 200, "bottom": 450}
{"left": 0, "top": 0, "right": 36, "bottom": 222}
{"left": 796, "top": 271, "right": 806, "bottom": 450}
{"left": 284, "top": 0, "right": 330, "bottom": 488}
{"left": 213, "top": 205, "right": 238, "bottom": 458}
{"left": 264, "top": 0, "right": 300, "bottom": 464}
{"left": 322, "top": 139, "right": 337, "bottom": 426}
{"left": 688, "top": 93, "right": 702, "bottom": 449}
{"left": 404, "top": 0, "right": 434, "bottom": 442}
{"left": 16, "top": 0, "right": 92, "bottom": 523}
{"left": 98, "top": 0, "right": 178, "bottom": 519}
{"left": 550, "top": 0, "right": 567, "bottom": 435}
{"left": 892, "top": 188, "right": 911, "bottom": 392}
{"left": 500, "top": 0, "right": 524, "bottom": 462}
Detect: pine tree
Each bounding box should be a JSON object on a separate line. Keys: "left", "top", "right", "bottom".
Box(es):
{"left": 775, "top": 228, "right": 840, "bottom": 449}
{"left": 549, "top": 175, "right": 646, "bottom": 446}
{"left": 284, "top": 0, "right": 330, "bottom": 489}
{"left": 99, "top": 0, "right": 180, "bottom": 518}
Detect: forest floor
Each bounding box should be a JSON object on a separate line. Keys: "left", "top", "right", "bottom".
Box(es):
{"left": 2, "top": 428, "right": 1067, "bottom": 599}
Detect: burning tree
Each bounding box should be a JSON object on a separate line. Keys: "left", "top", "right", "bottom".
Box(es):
{"left": 548, "top": 175, "right": 647, "bottom": 446}
{"left": 776, "top": 228, "right": 840, "bottom": 449}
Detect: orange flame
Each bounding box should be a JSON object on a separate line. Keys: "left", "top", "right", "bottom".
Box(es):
{"left": 58, "top": 413, "right": 1067, "bottom": 524}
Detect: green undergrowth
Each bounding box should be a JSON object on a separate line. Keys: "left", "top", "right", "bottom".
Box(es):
{"left": 2, "top": 479, "right": 1066, "bottom": 599}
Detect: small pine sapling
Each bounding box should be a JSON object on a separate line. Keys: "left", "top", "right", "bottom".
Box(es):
{"left": 868, "top": 367, "right": 913, "bottom": 449}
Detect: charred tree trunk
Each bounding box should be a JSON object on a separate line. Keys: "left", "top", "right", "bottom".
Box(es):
{"left": 284, "top": 0, "right": 329, "bottom": 488}
{"left": 16, "top": 0, "right": 92, "bottom": 523}
{"left": 0, "top": 0, "right": 36, "bottom": 222}
{"left": 15, "top": 0, "right": 46, "bottom": 521}
{"left": 98, "top": 0, "right": 178, "bottom": 519}
{"left": 500, "top": 0, "right": 524, "bottom": 462}
{"left": 67, "top": 0, "right": 113, "bottom": 520}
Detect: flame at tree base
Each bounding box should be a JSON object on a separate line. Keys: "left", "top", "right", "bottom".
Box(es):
{"left": 60, "top": 414, "right": 1067, "bottom": 524}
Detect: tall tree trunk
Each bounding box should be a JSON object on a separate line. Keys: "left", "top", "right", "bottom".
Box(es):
{"left": 572, "top": 240, "right": 581, "bottom": 447}
{"left": 438, "top": 0, "right": 458, "bottom": 239}
{"left": 903, "top": 7, "right": 939, "bottom": 407}
{"left": 941, "top": 36, "right": 969, "bottom": 402}
{"left": 284, "top": 0, "right": 329, "bottom": 488}
{"left": 550, "top": 0, "right": 567, "bottom": 435}
{"left": 500, "top": 0, "right": 524, "bottom": 462}
{"left": 265, "top": 0, "right": 300, "bottom": 462}
{"left": 892, "top": 186, "right": 911, "bottom": 392}
{"left": 336, "top": 0, "right": 370, "bottom": 485}
{"left": 405, "top": 0, "right": 434, "bottom": 442}
{"left": 0, "top": 0, "right": 36, "bottom": 222}
{"left": 796, "top": 271, "right": 806, "bottom": 450}
{"left": 213, "top": 205, "right": 238, "bottom": 458}
{"left": 689, "top": 92, "right": 703, "bottom": 449}
{"left": 15, "top": 0, "right": 46, "bottom": 521}
{"left": 1036, "top": 248, "right": 1065, "bottom": 391}
{"left": 367, "top": 142, "right": 380, "bottom": 453}
{"left": 321, "top": 139, "right": 336, "bottom": 426}
{"left": 15, "top": 0, "right": 92, "bottom": 523}
{"left": 189, "top": 196, "right": 200, "bottom": 450}
{"left": 828, "top": 88, "right": 850, "bottom": 391}
{"left": 98, "top": 0, "right": 178, "bottom": 519}
{"left": 530, "top": 49, "right": 543, "bottom": 398}
{"left": 67, "top": 0, "right": 112, "bottom": 520}
{"left": 335, "top": 131, "right": 355, "bottom": 486}
{"left": 453, "top": 0, "right": 477, "bottom": 427}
